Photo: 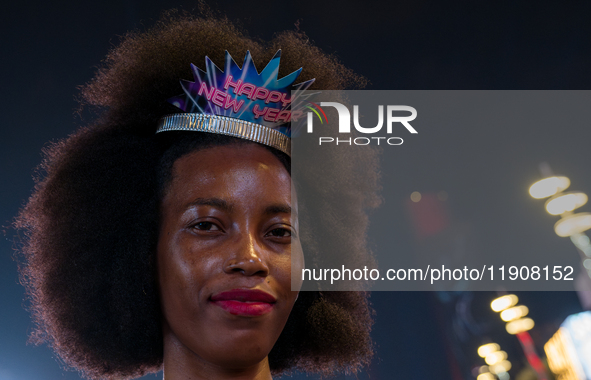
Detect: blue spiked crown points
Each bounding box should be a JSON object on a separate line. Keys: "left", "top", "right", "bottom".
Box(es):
{"left": 167, "top": 50, "right": 315, "bottom": 138}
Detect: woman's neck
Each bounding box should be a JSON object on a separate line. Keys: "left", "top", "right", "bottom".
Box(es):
{"left": 162, "top": 334, "right": 273, "bottom": 380}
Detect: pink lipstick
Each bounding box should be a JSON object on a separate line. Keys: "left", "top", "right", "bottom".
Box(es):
{"left": 211, "top": 289, "right": 276, "bottom": 316}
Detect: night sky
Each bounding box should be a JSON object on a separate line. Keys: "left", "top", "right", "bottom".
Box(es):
{"left": 2, "top": 1, "right": 591, "bottom": 379}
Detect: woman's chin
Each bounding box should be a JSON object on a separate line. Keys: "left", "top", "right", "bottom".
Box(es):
{"left": 200, "top": 344, "right": 271, "bottom": 372}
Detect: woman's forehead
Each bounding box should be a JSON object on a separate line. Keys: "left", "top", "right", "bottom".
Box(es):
{"left": 171, "top": 144, "right": 289, "bottom": 183}
{"left": 165, "top": 144, "right": 291, "bottom": 210}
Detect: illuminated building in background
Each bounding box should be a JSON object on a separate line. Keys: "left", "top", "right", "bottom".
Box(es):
{"left": 545, "top": 311, "right": 591, "bottom": 380}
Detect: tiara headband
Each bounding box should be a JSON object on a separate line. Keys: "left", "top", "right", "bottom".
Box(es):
{"left": 156, "top": 50, "right": 315, "bottom": 156}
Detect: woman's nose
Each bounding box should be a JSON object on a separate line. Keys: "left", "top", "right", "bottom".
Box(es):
{"left": 223, "top": 233, "right": 270, "bottom": 277}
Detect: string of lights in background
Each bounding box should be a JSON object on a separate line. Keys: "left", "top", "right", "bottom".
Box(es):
{"left": 490, "top": 294, "right": 549, "bottom": 380}
{"left": 476, "top": 343, "right": 512, "bottom": 380}
{"left": 529, "top": 167, "right": 591, "bottom": 277}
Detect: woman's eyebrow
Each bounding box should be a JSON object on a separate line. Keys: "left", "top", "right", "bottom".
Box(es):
{"left": 264, "top": 204, "right": 291, "bottom": 216}
{"left": 188, "top": 197, "right": 233, "bottom": 212}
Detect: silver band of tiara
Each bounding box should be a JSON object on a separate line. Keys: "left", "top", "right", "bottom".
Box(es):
{"left": 156, "top": 114, "right": 291, "bottom": 156}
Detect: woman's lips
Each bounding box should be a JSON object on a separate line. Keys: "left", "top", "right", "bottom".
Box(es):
{"left": 211, "top": 289, "right": 276, "bottom": 316}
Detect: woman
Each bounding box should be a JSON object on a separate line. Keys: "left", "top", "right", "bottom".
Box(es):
{"left": 15, "top": 11, "right": 380, "bottom": 379}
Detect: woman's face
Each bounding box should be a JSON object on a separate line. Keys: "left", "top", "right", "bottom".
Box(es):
{"left": 157, "top": 143, "right": 301, "bottom": 373}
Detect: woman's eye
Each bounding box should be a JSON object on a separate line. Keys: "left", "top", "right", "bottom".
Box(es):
{"left": 193, "top": 222, "right": 220, "bottom": 231}
{"left": 267, "top": 228, "right": 291, "bottom": 238}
